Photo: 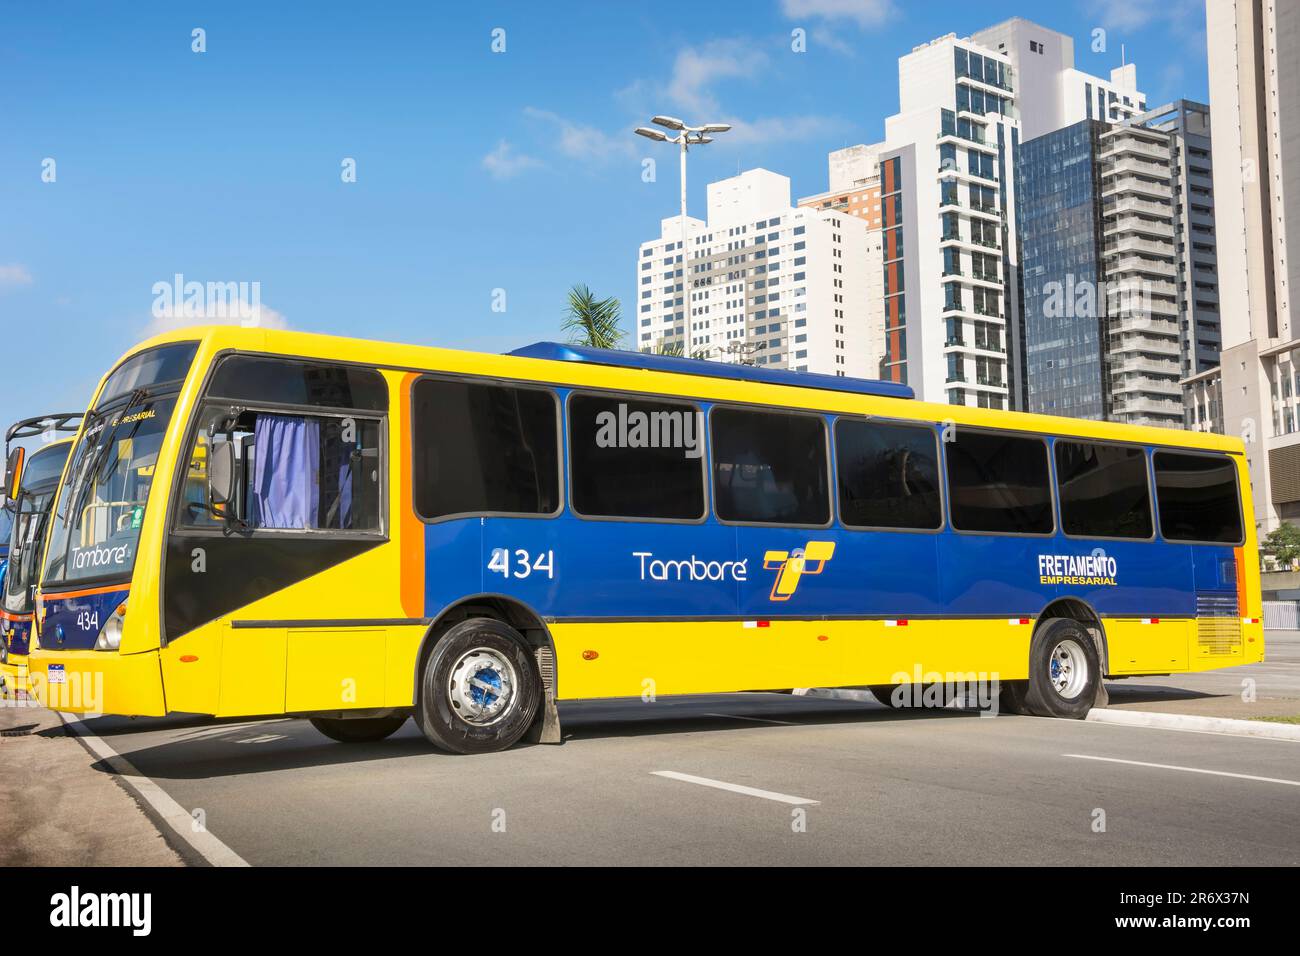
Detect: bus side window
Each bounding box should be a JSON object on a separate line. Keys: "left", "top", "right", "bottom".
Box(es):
{"left": 568, "top": 393, "right": 705, "bottom": 521}
{"left": 182, "top": 407, "right": 382, "bottom": 533}
{"left": 711, "top": 407, "right": 829, "bottom": 525}
{"left": 1153, "top": 451, "right": 1243, "bottom": 544}
{"left": 946, "top": 428, "right": 1053, "bottom": 534}
{"left": 835, "top": 418, "right": 942, "bottom": 530}
{"left": 412, "top": 378, "right": 559, "bottom": 520}
{"left": 1055, "top": 440, "right": 1152, "bottom": 539}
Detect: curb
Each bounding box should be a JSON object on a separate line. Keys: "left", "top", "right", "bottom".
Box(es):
{"left": 1086, "top": 708, "right": 1300, "bottom": 741}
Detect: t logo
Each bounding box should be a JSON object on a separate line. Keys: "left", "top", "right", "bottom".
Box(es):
{"left": 763, "top": 541, "right": 835, "bottom": 602}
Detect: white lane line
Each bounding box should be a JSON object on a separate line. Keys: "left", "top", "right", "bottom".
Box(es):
{"left": 651, "top": 770, "right": 819, "bottom": 805}
{"left": 702, "top": 713, "right": 798, "bottom": 726}
{"left": 59, "top": 714, "right": 250, "bottom": 867}
{"left": 1063, "top": 753, "right": 1300, "bottom": 788}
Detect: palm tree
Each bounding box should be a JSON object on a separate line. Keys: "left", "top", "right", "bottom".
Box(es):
{"left": 563, "top": 284, "right": 624, "bottom": 349}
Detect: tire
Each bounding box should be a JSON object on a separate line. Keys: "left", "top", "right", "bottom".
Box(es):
{"left": 416, "top": 618, "right": 541, "bottom": 755}
{"left": 1018, "top": 618, "right": 1099, "bottom": 719}
{"left": 868, "top": 683, "right": 935, "bottom": 708}
{"left": 310, "top": 715, "right": 408, "bottom": 743}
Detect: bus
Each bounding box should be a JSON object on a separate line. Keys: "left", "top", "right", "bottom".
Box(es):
{"left": 1, "top": 415, "right": 81, "bottom": 700}
{"left": 28, "top": 327, "right": 1262, "bottom": 753}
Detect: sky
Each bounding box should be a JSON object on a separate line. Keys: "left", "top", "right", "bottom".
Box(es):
{"left": 0, "top": 0, "right": 1210, "bottom": 434}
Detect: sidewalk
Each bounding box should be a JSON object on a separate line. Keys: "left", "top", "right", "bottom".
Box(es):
{"left": 1103, "top": 629, "right": 1300, "bottom": 721}
{"left": 0, "top": 703, "right": 182, "bottom": 866}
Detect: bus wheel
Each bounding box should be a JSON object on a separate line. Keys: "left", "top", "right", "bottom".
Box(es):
{"left": 1020, "top": 618, "right": 1099, "bottom": 720}
{"left": 417, "top": 618, "right": 540, "bottom": 755}
{"left": 310, "top": 715, "right": 408, "bottom": 743}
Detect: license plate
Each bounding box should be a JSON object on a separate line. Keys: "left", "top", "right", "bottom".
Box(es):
{"left": 48, "top": 664, "right": 66, "bottom": 685}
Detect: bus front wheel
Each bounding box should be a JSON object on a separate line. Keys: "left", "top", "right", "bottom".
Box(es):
{"left": 1013, "top": 618, "right": 1099, "bottom": 720}
{"left": 416, "top": 618, "right": 541, "bottom": 755}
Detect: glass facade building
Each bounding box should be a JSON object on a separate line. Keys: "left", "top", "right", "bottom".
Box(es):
{"left": 1017, "top": 120, "right": 1107, "bottom": 419}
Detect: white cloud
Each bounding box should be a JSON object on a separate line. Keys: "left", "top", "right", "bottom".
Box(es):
{"left": 522, "top": 107, "right": 636, "bottom": 163}
{"left": 1093, "top": 0, "right": 1163, "bottom": 31}
{"left": 779, "top": 0, "right": 895, "bottom": 29}
{"left": 144, "top": 301, "right": 288, "bottom": 338}
{"left": 0, "top": 263, "right": 33, "bottom": 291}
{"left": 481, "top": 140, "right": 543, "bottom": 179}
{"left": 722, "top": 114, "right": 844, "bottom": 146}
{"left": 663, "top": 38, "right": 768, "bottom": 115}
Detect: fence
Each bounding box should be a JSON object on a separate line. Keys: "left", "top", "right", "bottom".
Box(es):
{"left": 1262, "top": 601, "right": 1300, "bottom": 630}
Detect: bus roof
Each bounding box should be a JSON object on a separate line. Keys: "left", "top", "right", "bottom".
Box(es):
{"left": 115, "top": 325, "right": 1245, "bottom": 456}
{"left": 507, "top": 342, "right": 916, "bottom": 400}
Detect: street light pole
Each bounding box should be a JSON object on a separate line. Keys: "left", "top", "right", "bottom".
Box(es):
{"left": 634, "top": 117, "right": 732, "bottom": 343}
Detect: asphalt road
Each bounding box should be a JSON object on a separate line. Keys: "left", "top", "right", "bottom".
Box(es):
{"left": 75, "top": 651, "right": 1300, "bottom": 866}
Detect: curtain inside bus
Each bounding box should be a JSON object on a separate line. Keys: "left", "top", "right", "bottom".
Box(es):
{"left": 249, "top": 414, "right": 320, "bottom": 529}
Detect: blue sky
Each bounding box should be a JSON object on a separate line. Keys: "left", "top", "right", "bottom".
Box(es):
{"left": 0, "top": 0, "right": 1208, "bottom": 433}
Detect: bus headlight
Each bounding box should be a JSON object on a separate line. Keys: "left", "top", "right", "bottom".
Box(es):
{"left": 94, "top": 604, "right": 127, "bottom": 651}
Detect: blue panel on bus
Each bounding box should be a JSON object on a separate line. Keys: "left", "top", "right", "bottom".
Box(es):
{"left": 418, "top": 398, "right": 1233, "bottom": 626}
{"left": 39, "top": 587, "right": 129, "bottom": 652}
{"left": 507, "top": 342, "right": 915, "bottom": 400}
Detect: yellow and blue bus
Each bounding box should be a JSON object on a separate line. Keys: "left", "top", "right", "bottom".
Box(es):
{"left": 1, "top": 415, "right": 80, "bottom": 700}
{"left": 29, "top": 327, "right": 1262, "bottom": 752}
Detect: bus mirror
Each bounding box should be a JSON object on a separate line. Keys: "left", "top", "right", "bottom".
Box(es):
{"left": 208, "top": 440, "right": 235, "bottom": 506}
{"left": 4, "top": 446, "right": 25, "bottom": 502}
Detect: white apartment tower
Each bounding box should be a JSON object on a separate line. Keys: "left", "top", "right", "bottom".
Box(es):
{"left": 635, "top": 168, "right": 874, "bottom": 376}
{"left": 973, "top": 18, "right": 1148, "bottom": 141}
{"left": 876, "top": 33, "right": 1022, "bottom": 408}
{"left": 1206, "top": 0, "right": 1300, "bottom": 532}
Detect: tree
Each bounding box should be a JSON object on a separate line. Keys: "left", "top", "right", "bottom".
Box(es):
{"left": 1264, "top": 522, "right": 1300, "bottom": 570}
{"left": 562, "top": 284, "right": 624, "bottom": 349}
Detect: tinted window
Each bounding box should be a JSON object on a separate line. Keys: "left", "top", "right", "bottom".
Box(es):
{"left": 208, "top": 356, "right": 387, "bottom": 411}
{"left": 712, "top": 408, "right": 829, "bottom": 525}
{"left": 413, "top": 379, "right": 559, "bottom": 519}
{"left": 99, "top": 343, "right": 199, "bottom": 407}
{"left": 835, "top": 419, "right": 942, "bottom": 530}
{"left": 568, "top": 394, "right": 704, "bottom": 519}
{"left": 1154, "top": 452, "right": 1243, "bottom": 543}
{"left": 1055, "top": 441, "right": 1152, "bottom": 539}
{"left": 946, "top": 429, "right": 1053, "bottom": 534}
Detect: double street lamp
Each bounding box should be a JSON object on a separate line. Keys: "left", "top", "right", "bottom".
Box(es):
{"left": 635, "top": 116, "right": 731, "bottom": 290}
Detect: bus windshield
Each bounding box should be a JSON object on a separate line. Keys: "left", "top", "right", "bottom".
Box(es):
{"left": 4, "top": 444, "right": 73, "bottom": 612}
{"left": 43, "top": 397, "right": 177, "bottom": 586}
{"left": 42, "top": 342, "right": 196, "bottom": 588}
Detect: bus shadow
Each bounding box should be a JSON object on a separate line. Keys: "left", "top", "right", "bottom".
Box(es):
{"left": 82, "top": 694, "right": 979, "bottom": 780}
{"left": 1103, "top": 682, "right": 1222, "bottom": 705}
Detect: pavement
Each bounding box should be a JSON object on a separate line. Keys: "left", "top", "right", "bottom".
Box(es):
{"left": 2, "top": 632, "right": 1297, "bottom": 867}
{"left": 0, "top": 705, "right": 182, "bottom": 866}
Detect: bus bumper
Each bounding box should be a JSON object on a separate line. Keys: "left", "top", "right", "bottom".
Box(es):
{"left": 27, "top": 648, "right": 166, "bottom": 717}
{"left": 0, "top": 655, "right": 30, "bottom": 702}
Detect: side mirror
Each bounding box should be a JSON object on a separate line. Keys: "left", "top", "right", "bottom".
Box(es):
{"left": 207, "top": 440, "right": 235, "bottom": 508}
{"left": 4, "top": 447, "right": 25, "bottom": 502}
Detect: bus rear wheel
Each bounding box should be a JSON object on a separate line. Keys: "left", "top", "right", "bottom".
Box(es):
{"left": 310, "top": 715, "right": 409, "bottom": 743}
{"left": 416, "top": 618, "right": 541, "bottom": 755}
{"left": 1017, "top": 618, "right": 1099, "bottom": 720}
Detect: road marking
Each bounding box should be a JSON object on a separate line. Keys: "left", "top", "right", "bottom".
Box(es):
{"left": 702, "top": 713, "right": 797, "bottom": 726}
{"left": 59, "top": 714, "right": 250, "bottom": 867}
{"left": 1063, "top": 753, "right": 1300, "bottom": 787}
{"left": 651, "top": 770, "right": 819, "bottom": 805}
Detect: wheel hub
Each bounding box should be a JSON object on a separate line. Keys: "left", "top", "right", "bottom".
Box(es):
{"left": 1048, "top": 638, "right": 1089, "bottom": 700}
{"left": 447, "top": 647, "right": 516, "bottom": 726}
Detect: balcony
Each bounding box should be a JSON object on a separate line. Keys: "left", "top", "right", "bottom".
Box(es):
{"left": 1102, "top": 175, "right": 1173, "bottom": 200}
{"left": 1098, "top": 138, "right": 1170, "bottom": 163}
{"left": 1105, "top": 253, "right": 1177, "bottom": 277}
{"left": 1105, "top": 195, "right": 1174, "bottom": 219}
{"left": 1104, "top": 235, "right": 1177, "bottom": 259}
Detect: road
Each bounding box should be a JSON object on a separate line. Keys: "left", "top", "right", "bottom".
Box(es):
{"left": 70, "top": 642, "right": 1300, "bottom": 866}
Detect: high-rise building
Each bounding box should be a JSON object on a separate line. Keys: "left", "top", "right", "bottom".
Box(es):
{"left": 797, "top": 144, "right": 885, "bottom": 375}
{"left": 1143, "top": 101, "right": 1221, "bottom": 385}
{"left": 870, "top": 33, "right": 1022, "bottom": 409}
{"left": 1206, "top": 0, "right": 1300, "bottom": 532}
{"left": 972, "top": 18, "right": 1148, "bottom": 140}
{"left": 635, "top": 168, "right": 875, "bottom": 376}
